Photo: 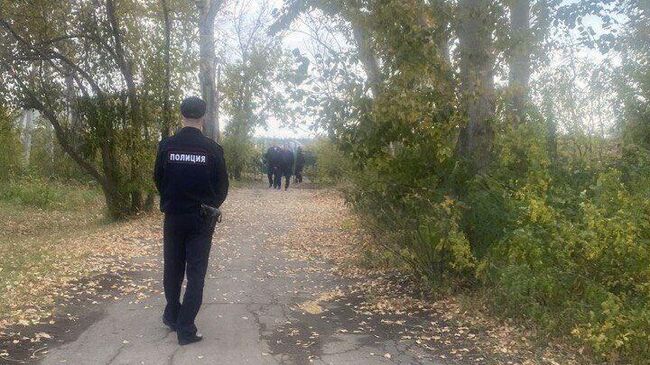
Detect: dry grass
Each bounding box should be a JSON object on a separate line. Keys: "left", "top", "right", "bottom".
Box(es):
{"left": 0, "top": 183, "right": 160, "bottom": 330}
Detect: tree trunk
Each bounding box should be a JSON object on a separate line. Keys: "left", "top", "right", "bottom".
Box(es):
{"left": 144, "top": 192, "right": 155, "bottom": 211}
{"left": 508, "top": 0, "right": 531, "bottom": 124}
{"left": 197, "top": 0, "right": 223, "bottom": 142}
{"left": 161, "top": 0, "right": 172, "bottom": 138}
{"left": 215, "top": 62, "right": 221, "bottom": 140}
{"left": 20, "top": 109, "right": 35, "bottom": 165}
{"left": 102, "top": 180, "right": 131, "bottom": 220}
{"left": 456, "top": 0, "right": 497, "bottom": 175}
{"left": 106, "top": 0, "right": 149, "bottom": 214}
{"left": 424, "top": 0, "right": 456, "bottom": 120}
{"left": 351, "top": 23, "right": 382, "bottom": 97}
{"left": 64, "top": 73, "right": 81, "bottom": 147}
{"left": 131, "top": 190, "right": 143, "bottom": 212}
{"left": 45, "top": 119, "right": 55, "bottom": 162}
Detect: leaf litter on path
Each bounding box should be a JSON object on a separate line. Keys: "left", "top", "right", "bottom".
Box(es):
{"left": 271, "top": 189, "right": 590, "bottom": 365}
{"left": 0, "top": 214, "right": 162, "bottom": 363}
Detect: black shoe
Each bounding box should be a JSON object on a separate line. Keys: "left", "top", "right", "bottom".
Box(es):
{"left": 178, "top": 333, "right": 203, "bottom": 346}
{"left": 163, "top": 317, "right": 176, "bottom": 332}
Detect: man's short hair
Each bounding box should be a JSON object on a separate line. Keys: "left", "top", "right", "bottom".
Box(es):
{"left": 180, "top": 97, "right": 207, "bottom": 119}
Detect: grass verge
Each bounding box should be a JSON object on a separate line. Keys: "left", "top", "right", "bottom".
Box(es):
{"left": 0, "top": 180, "right": 160, "bottom": 329}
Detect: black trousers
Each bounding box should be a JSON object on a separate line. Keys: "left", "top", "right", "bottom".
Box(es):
{"left": 283, "top": 173, "right": 291, "bottom": 190}
{"left": 273, "top": 168, "right": 282, "bottom": 189}
{"left": 163, "top": 212, "right": 216, "bottom": 338}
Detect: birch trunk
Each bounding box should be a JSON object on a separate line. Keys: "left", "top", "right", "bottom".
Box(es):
{"left": 21, "top": 109, "right": 35, "bottom": 165}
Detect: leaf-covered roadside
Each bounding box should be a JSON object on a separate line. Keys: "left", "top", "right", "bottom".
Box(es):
{"left": 277, "top": 190, "right": 593, "bottom": 364}
{"left": 0, "top": 206, "right": 161, "bottom": 362}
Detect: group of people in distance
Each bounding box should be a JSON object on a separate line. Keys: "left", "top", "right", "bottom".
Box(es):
{"left": 263, "top": 145, "right": 305, "bottom": 191}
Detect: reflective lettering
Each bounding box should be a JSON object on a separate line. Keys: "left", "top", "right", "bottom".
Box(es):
{"left": 168, "top": 152, "right": 207, "bottom": 164}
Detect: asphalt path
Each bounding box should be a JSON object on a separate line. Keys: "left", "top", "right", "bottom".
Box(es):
{"left": 39, "top": 187, "right": 432, "bottom": 365}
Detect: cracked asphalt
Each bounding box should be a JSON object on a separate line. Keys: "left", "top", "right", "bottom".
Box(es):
{"left": 38, "top": 187, "right": 437, "bottom": 365}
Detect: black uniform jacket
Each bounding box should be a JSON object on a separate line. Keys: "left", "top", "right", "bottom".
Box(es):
{"left": 154, "top": 127, "right": 229, "bottom": 214}
{"left": 280, "top": 149, "right": 295, "bottom": 176}
{"left": 265, "top": 146, "right": 282, "bottom": 170}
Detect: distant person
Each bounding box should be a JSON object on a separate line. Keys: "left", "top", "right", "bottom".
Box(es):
{"left": 153, "top": 96, "right": 228, "bottom": 346}
{"left": 294, "top": 147, "right": 305, "bottom": 183}
{"left": 280, "top": 146, "right": 295, "bottom": 191}
{"left": 264, "top": 146, "right": 282, "bottom": 189}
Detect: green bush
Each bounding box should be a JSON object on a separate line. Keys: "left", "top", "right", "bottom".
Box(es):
{"left": 0, "top": 107, "right": 23, "bottom": 181}
{"left": 456, "top": 123, "right": 648, "bottom": 363}
{"left": 409, "top": 197, "right": 476, "bottom": 283}
{"left": 0, "top": 178, "right": 100, "bottom": 210}
{"left": 223, "top": 134, "right": 259, "bottom": 181}
{"left": 0, "top": 179, "right": 62, "bottom": 208}
{"left": 340, "top": 119, "right": 650, "bottom": 363}
{"left": 483, "top": 154, "right": 650, "bottom": 362}
{"left": 308, "top": 138, "right": 355, "bottom": 186}
{"left": 340, "top": 138, "right": 478, "bottom": 287}
{"left": 27, "top": 129, "right": 93, "bottom": 182}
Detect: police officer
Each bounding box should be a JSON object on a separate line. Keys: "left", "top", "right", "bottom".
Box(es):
{"left": 264, "top": 145, "right": 282, "bottom": 189}
{"left": 280, "top": 146, "right": 295, "bottom": 191}
{"left": 154, "top": 96, "right": 228, "bottom": 345}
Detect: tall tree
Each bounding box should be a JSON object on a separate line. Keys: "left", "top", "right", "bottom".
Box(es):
{"left": 0, "top": 0, "right": 166, "bottom": 217}
{"left": 455, "top": 0, "right": 498, "bottom": 175}
{"left": 161, "top": 0, "right": 173, "bottom": 138}
{"left": 350, "top": 17, "right": 382, "bottom": 97}
{"left": 221, "top": 0, "right": 293, "bottom": 179}
{"left": 508, "top": 0, "right": 531, "bottom": 124}
{"left": 197, "top": 0, "right": 224, "bottom": 142}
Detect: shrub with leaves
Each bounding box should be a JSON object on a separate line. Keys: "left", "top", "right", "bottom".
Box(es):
{"left": 309, "top": 138, "right": 355, "bottom": 187}
{"left": 486, "top": 164, "right": 650, "bottom": 362}
{"left": 0, "top": 106, "right": 22, "bottom": 181}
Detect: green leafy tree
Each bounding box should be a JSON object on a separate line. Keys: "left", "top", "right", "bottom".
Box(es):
{"left": 0, "top": 0, "right": 195, "bottom": 217}
{"left": 220, "top": 1, "right": 296, "bottom": 180}
{"left": 277, "top": 1, "right": 650, "bottom": 361}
